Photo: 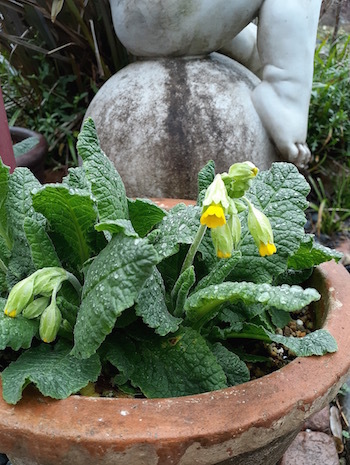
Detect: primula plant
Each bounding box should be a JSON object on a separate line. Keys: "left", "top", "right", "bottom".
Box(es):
{"left": 0, "top": 119, "right": 341, "bottom": 404}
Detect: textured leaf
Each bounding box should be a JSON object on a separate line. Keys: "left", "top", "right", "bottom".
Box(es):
{"left": 135, "top": 268, "right": 182, "bottom": 336}
{"left": 62, "top": 167, "right": 90, "bottom": 191}
{"left": 194, "top": 251, "right": 241, "bottom": 292}
{"left": 197, "top": 160, "right": 215, "bottom": 206}
{"left": 288, "top": 235, "right": 343, "bottom": 270}
{"left": 185, "top": 281, "right": 320, "bottom": 327}
{"left": 1, "top": 341, "right": 101, "bottom": 404}
{"left": 0, "top": 161, "right": 11, "bottom": 250}
{"left": 77, "top": 118, "right": 128, "bottom": 222}
{"left": 171, "top": 266, "right": 195, "bottom": 317}
{"left": 0, "top": 298, "right": 38, "bottom": 351}
{"left": 269, "top": 329, "right": 338, "bottom": 356}
{"left": 32, "top": 185, "right": 97, "bottom": 267}
{"left": 24, "top": 217, "right": 61, "bottom": 268}
{"left": 128, "top": 198, "right": 167, "bottom": 237}
{"left": 211, "top": 342, "right": 250, "bottom": 386}
{"left": 95, "top": 219, "right": 138, "bottom": 237}
{"left": 72, "top": 233, "right": 159, "bottom": 358}
{"left": 148, "top": 204, "right": 201, "bottom": 259}
{"left": 230, "top": 163, "right": 310, "bottom": 283}
{"left": 105, "top": 327, "right": 228, "bottom": 398}
{"left": 268, "top": 308, "right": 292, "bottom": 329}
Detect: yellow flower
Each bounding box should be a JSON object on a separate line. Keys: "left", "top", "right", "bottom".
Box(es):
{"left": 211, "top": 223, "right": 234, "bottom": 259}
{"left": 259, "top": 242, "right": 277, "bottom": 257}
{"left": 4, "top": 277, "right": 34, "bottom": 318}
{"left": 217, "top": 250, "right": 231, "bottom": 259}
{"left": 200, "top": 204, "right": 226, "bottom": 228}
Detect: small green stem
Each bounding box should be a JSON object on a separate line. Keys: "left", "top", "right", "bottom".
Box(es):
{"left": 180, "top": 224, "right": 207, "bottom": 275}
{"left": 66, "top": 272, "right": 82, "bottom": 297}
{"left": 225, "top": 332, "right": 271, "bottom": 343}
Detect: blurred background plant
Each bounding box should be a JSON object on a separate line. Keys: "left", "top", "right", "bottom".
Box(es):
{"left": 0, "top": 0, "right": 129, "bottom": 170}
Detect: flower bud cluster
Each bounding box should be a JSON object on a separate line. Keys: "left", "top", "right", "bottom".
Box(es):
{"left": 4, "top": 267, "right": 68, "bottom": 343}
{"left": 200, "top": 162, "right": 276, "bottom": 259}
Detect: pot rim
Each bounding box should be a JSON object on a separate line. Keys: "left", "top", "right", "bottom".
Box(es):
{"left": 0, "top": 261, "right": 349, "bottom": 450}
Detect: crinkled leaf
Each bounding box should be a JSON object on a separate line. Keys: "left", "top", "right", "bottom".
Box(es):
{"left": 230, "top": 163, "right": 310, "bottom": 283}
{"left": 268, "top": 329, "right": 338, "bottom": 356}
{"left": 197, "top": 160, "right": 215, "bottom": 206}
{"left": 95, "top": 219, "right": 137, "bottom": 237}
{"left": 1, "top": 341, "right": 101, "bottom": 404}
{"left": 24, "top": 216, "right": 61, "bottom": 268}
{"left": 148, "top": 204, "right": 201, "bottom": 259}
{"left": 288, "top": 235, "right": 343, "bottom": 270}
{"left": 135, "top": 268, "right": 181, "bottom": 336}
{"left": 274, "top": 268, "right": 313, "bottom": 286}
{"left": 77, "top": 118, "right": 128, "bottom": 222}
{"left": 171, "top": 265, "right": 195, "bottom": 317}
{"left": 268, "top": 307, "right": 292, "bottom": 329}
{"left": 0, "top": 298, "right": 38, "bottom": 350}
{"left": 105, "top": 327, "right": 228, "bottom": 398}
{"left": 194, "top": 251, "right": 241, "bottom": 292}
{"left": 185, "top": 281, "right": 320, "bottom": 327}
{"left": 211, "top": 342, "right": 250, "bottom": 386}
{"left": 72, "top": 233, "right": 159, "bottom": 358}
{"left": 62, "top": 167, "right": 90, "bottom": 191}
{"left": 13, "top": 136, "right": 39, "bottom": 158}
{"left": 32, "top": 185, "right": 97, "bottom": 267}
{"left": 0, "top": 161, "right": 11, "bottom": 250}
{"left": 128, "top": 198, "right": 167, "bottom": 238}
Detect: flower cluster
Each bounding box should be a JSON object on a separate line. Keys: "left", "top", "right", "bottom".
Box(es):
{"left": 4, "top": 268, "right": 68, "bottom": 343}
{"left": 200, "top": 162, "right": 276, "bottom": 259}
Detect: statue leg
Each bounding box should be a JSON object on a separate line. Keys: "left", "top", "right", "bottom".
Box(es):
{"left": 252, "top": 0, "right": 322, "bottom": 167}
{"left": 220, "top": 24, "right": 262, "bottom": 78}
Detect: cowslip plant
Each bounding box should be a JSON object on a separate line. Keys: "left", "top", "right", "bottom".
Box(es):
{"left": 0, "top": 118, "right": 342, "bottom": 404}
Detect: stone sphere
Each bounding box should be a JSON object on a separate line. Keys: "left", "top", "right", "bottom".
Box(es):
{"left": 85, "top": 53, "right": 279, "bottom": 199}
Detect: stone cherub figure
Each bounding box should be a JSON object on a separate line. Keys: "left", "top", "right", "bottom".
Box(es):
{"left": 110, "top": 0, "right": 322, "bottom": 169}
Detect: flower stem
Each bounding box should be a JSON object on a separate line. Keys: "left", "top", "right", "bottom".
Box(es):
{"left": 180, "top": 224, "right": 207, "bottom": 275}
{"left": 66, "top": 272, "right": 82, "bottom": 297}
{"left": 0, "top": 257, "right": 7, "bottom": 274}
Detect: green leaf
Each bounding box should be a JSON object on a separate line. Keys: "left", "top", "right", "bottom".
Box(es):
{"left": 24, "top": 217, "right": 61, "bottom": 269}
{"left": 268, "top": 308, "right": 292, "bottom": 329}
{"left": 77, "top": 118, "right": 129, "bottom": 222}
{"left": 148, "top": 204, "right": 201, "bottom": 259}
{"left": 211, "top": 342, "right": 250, "bottom": 386}
{"left": 95, "top": 219, "right": 138, "bottom": 237}
{"left": 0, "top": 161, "right": 12, "bottom": 250}
{"left": 194, "top": 251, "right": 241, "bottom": 292}
{"left": 128, "top": 198, "right": 167, "bottom": 238}
{"left": 197, "top": 160, "right": 215, "bottom": 206}
{"left": 135, "top": 268, "right": 182, "bottom": 336}
{"left": 13, "top": 136, "right": 39, "bottom": 158}
{"left": 171, "top": 265, "right": 196, "bottom": 317}
{"left": 268, "top": 329, "right": 338, "bottom": 356}
{"left": 0, "top": 299, "right": 38, "bottom": 351}
{"left": 62, "top": 167, "right": 90, "bottom": 191}
{"left": 230, "top": 163, "right": 310, "bottom": 283}
{"left": 105, "top": 327, "right": 228, "bottom": 398}
{"left": 32, "top": 185, "right": 98, "bottom": 267}
{"left": 72, "top": 233, "right": 159, "bottom": 358}
{"left": 1, "top": 341, "right": 101, "bottom": 404}
{"left": 185, "top": 281, "right": 320, "bottom": 328}
{"left": 288, "top": 235, "right": 343, "bottom": 270}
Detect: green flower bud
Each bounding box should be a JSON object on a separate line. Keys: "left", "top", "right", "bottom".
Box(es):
{"left": 222, "top": 161, "right": 259, "bottom": 198}
{"left": 203, "top": 174, "right": 230, "bottom": 209}
{"left": 32, "top": 267, "right": 68, "bottom": 297}
{"left": 22, "top": 297, "right": 50, "bottom": 319}
{"left": 227, "top": 213, "right": 241, "bottom": 248}
{"left": 211, "top": 223, "right": 234, "bottom": 259}
{"left": 4, "top": 276, "right": 34, "bottom": 318}
{"left": 247, "top": 201, "right": 277, "bottom": 257}
{"left": 39, "top": 300, "right": 62, "bottom": 343}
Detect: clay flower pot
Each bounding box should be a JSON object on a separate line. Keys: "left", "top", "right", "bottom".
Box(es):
{"left": 0, "top": 260, "right": 349, "bottom": 465}
{"left": 10, "top": 126, "right": 48, "bottom": 182}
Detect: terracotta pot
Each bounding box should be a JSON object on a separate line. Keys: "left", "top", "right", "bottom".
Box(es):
{"left": 10, "top": 127, "right": 48, "bottom": 182}
{"left": 0, "top": 260, "right": 349, "bottom": 465}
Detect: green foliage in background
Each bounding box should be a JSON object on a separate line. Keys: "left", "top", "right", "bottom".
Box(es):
{"left": 0, "top": 0, "right": 129, "bottom": 167}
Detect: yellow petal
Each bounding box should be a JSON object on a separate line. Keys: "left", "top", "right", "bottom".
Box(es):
{"left": 259, "top": 242, "right": 277, "bottom": 257}
{"left": 217, "top": 250, "right": 231, "bottom": 259}
{"left": 200, "top": 204, "right": 226, "bottom": 228}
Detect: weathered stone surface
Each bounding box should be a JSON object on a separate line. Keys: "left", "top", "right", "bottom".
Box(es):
{"left": 279, "top": 431, "right": 339, "bottom": 465}
{"left": 303, "top": 407, "right": 331, "bottom": 434}
{"left": 85, "top": 53, "right": 279, "bottom": 199}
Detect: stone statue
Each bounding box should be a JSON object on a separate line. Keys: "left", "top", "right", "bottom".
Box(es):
{"left": 85, "top": 0, "right": 322, "bottom": 198}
